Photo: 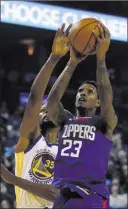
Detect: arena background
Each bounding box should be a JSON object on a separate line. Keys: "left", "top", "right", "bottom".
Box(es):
{"left": 0, "top": 1, "right": 128, "bottom": 208}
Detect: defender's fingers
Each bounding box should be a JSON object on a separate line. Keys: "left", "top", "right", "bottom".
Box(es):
{"left": 55, "top": 28, "right": 61, "bottom": 38}
{"left": 64, "top": 24, "right": 73, "bottom": 37}
{"left": 60, "top": 23, "right": 66, "bottom": 36}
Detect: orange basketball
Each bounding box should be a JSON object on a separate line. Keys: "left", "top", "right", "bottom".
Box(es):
{"left": 69, "top": 18, "right": 106, "bottom": 55}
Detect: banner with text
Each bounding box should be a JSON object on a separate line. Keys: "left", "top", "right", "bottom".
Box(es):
{"left": 1, "top": 1, "right": 127, "bottom": 42}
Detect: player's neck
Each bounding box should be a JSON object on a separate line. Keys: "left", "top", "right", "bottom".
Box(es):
{"left": 46, "top": 128, "right": 58, "bottom": 144}
{"left": 76, "top": 107, "right": 96, "bottom": 117}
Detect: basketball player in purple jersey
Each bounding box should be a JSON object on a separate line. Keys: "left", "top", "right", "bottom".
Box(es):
{"left": 47, "top": 25, "right": 117, "bottom": 208}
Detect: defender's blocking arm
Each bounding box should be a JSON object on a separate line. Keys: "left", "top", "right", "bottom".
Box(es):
{"left": 15, "top": 23, "right": 72, "bottom": 152}
{"left": 0, "top": 164, "right": 59, "bottom": 202}
{"left": 15, "top": 54, "right": 60, "bottom": 152}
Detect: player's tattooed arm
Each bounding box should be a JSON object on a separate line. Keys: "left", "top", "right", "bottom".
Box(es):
{"left": 47, "top": 46, "right": 89, "bottom": 126}
{"left": 0, "top": 164, "right": 59, "bottom": 202}
{"left": 96, "top": 57, "right": 117, "bottom": 130}
{"left": 93, "top": 25, "right": 117, "bottom": 138}
{"left": 47, "top": 61, "right": 78, "bottom": 126}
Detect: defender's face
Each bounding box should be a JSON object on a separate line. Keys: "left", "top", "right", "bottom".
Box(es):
{"left": 39, "top": 105, "right": 59, "bottom": 140}
{"left": 39, "top": 105, "right": 50, "bottom": 123}
{"left": 75, "top": 84, "right": 100, "bottom": 109}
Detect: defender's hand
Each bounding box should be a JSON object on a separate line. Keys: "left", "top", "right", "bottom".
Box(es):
{"left": 0, "top": 164, "right": 13, "bottom": 184}
{"left": 93, "top": 24, "right": 110, "bottom": 59}
{"left": 52, "top": 23, "right": 72, "bottom": 59}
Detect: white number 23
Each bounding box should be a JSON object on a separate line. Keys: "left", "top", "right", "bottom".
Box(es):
{"left": 61, "top": 139, "right": 82, "bottom": 158}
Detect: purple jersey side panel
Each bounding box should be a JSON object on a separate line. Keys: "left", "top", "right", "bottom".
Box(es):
{"left": 53, "top": 116, "right": 113, "bottom": 198}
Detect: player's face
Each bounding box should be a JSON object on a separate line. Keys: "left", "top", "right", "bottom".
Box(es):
{"left": 75, "top": 84, "right": 100, "bottom": 109}
{"left": 39, "top": 105, "right": 49, "bottom": 122}
{"left": 39, "top": 105, "right": 58, "bottom": 140}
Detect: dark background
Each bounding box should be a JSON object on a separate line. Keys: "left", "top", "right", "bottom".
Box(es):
{"left": 0, "top": 1, "right": 128, "bottom": 115}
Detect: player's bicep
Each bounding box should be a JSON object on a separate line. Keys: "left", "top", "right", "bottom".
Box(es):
{"left": 47, "top": 102, "right": 66, "bottom": 126}
{"left": 14, "top": 137, "right": 30, "bottom": 153}
{"left": 16, "top": 124, "right": 40, "bottom": 153}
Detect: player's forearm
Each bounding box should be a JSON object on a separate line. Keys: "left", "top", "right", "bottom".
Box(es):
{"left": 96, "top": 57, "right": 113, "bottom": 103}
{"left": 11, "top": 174, "right": 58, "bottom": 202}
{"left": 47, "top": 60, "right": 77, "bottom": 106}
{"left": 30, "top": 54, "right": 60, "bottom": 101}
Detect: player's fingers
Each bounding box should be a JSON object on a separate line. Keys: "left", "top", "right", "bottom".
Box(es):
{"left": 92, "top": 30, "right": 100, "bottom": 42}
{"left": 98, "top": 24, "right": 104, "bottom": 39}
{"left": 64, "top": 24, "right": 73, "bottom": 37}
{"left": 60, "top": 23, "right": 65, "bottom": 36}
{"left": 104, "top": 27, "right": 110, "bottom": 39}
{"left": 55, "top": 28, "right": 61, "bottom": 38}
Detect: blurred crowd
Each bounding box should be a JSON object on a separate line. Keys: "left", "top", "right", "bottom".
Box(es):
{"left": 0, "top": 102, "right": 24, "bottom": 208}
{"left": 0, "top": 85, "right": 128, "bottom": 209}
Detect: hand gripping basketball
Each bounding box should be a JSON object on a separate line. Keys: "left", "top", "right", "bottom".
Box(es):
{"left": 68, "top": 18, "right": 110, "bottom": 56}
{"left": 92, "top": 24, "right": 110, "bottom": 59}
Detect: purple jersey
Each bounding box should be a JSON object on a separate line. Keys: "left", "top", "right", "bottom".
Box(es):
{"left": 53, "top": 115, "right": 113, "bottom": 198}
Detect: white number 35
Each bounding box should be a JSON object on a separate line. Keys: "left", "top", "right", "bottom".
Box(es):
{"left": 61, "top": 139, "right": 82, "bottom": 158}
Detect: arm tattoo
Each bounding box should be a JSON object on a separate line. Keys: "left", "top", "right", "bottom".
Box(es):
{"left": 96, "top": 57, "right": 117, "bottom": 134}
{"left": 96, "top": 57, "right": 113, "bottom": 102}
{"left": 47, "top": 60, "right": 78, "bottom": 125}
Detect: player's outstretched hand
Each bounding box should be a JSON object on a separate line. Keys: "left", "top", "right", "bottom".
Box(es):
{"left": 92, "top": 24, "right": 110, "bottom": 59}
{"left": 52, "top": 23, "right": 72, "bottom": 59}
{"left": 0, "top": 163, "right": 13, "bottom": 184}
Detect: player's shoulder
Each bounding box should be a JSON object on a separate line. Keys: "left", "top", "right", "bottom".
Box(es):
{"left": 98, "top": 114, "right": 118, "bottom": 135}
{"left": 64, "top": 109, "right": 74, "bottom": 121}
{"left": 15, "top": 133, "right": 45, "bottom": 153}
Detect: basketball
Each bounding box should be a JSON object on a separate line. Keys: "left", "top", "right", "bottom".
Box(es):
{"left": 69, "top": 18, "right": 107, "bottom": 55}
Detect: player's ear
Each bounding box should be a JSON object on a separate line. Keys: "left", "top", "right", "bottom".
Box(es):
{"left": 96, "top": 99, "right": 100, "bottom": 108}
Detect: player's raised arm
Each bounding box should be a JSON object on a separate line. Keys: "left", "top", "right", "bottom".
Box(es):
{"left": 93, "top": 25, "right": 117, "bottom": 139}
{"left": 15, "top": 55, "right": 59, "bottom": 152}
{"left": 0, "top": 164, "right": 58, "bottom": 202}
{"left": 47, "top": 41, "right": 90, "bottom": 126}
{"left": 15, "top": 24, "right": 71, "bottom": 153}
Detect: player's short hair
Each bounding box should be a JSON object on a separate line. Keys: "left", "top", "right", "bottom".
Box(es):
{"left": 80, "top": 80, "right": 99, "bottom": 98}
{"left": 81, "top": 80, "right": 97, "bottom": 90}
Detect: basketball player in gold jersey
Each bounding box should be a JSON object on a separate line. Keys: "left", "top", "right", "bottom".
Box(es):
{"left": 1, "top": 23, "right": 72, "bottom": 208}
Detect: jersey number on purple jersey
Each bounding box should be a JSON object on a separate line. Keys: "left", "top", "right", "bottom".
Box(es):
{"left": 61, "top": 139, "right": 82, "bottom": 158}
